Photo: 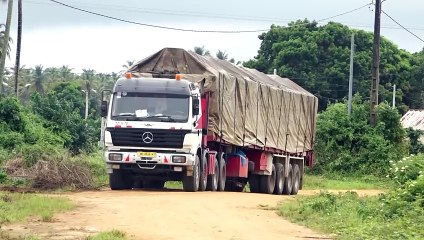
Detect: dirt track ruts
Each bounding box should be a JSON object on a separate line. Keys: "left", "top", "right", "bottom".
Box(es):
{"left": 5, "top": 189, "right": 383, "bottom": 240}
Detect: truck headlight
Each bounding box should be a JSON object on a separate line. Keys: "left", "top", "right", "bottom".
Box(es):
{"left": 172, "top": 156, "right": 186, "bottom": 163}
{"left": 109, "top": 153, "right": 123, "bottom": 161}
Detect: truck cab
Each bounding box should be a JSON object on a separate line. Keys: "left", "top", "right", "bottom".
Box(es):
{"left": 101, "top": 73, "right": 204, "bottom": 191}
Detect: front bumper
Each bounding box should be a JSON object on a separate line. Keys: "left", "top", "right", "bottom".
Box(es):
{"left": 105, "top": 150, "right": 195, "bottom": 172}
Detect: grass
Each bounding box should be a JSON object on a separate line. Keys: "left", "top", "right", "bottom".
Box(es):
{"left": 278, "top": 191, "right": 424, "bottom": 240}
{"left": 164, "top": 181, "right": 183, "bottom": 190}
{"left": 303, "top": 174, "right": 392, "bottom": 190}
{"left": 163, "top": 173, "right": 390, "bottom": 192}
{"left": 0, "top": 192, "right": 74, "bottom": 226}
{"left": 87, "top": 230, "right": 128, "bottom": 240}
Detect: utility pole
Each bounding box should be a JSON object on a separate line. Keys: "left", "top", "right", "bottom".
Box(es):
{"left": 348, "top": 33, "right": 355, "bottom": 115}
{"left": 14, "top": 0, "right": 23, "bottom": 98}
{"left": 370, "top": 0, "right": 382, "bottom": 126}
{"left": 85, "top": 81, "right": 90, "bottom": 120}
{"left": 392, "top": 84, "right": 396, "bottom": 109}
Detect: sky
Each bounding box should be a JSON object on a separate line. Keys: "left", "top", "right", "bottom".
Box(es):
{"left": 1, "top": 0, "right": 424, "bottom": 74}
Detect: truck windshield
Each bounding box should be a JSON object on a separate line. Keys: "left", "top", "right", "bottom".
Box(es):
{"left": 111, "top": 92, "right": 190, "bottom": 122}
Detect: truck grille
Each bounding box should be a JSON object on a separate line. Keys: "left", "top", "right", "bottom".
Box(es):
{"left": 107, "top": 128, "right": 190, "bottom": 148}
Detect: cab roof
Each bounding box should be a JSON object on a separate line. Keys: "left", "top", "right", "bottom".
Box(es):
{"left": 113, "top": 77, "right": 193, "bottom": 95}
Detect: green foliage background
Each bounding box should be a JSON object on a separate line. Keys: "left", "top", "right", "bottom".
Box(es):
{"left": 245, "top": 20, "right": 424, "bottom": 112}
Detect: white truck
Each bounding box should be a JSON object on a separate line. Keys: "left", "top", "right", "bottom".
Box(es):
{"left": 101, "top": 48, "right": 318, "bottom": 194}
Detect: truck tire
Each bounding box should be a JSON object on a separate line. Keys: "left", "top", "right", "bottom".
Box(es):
{"left": 282, "top": 164, "right": 293, "bottom": 195}
{"left": 133, "top": 180, "right": 144, "bottom": 189}
{"left": 199, "top": 153, "right": 208, "bottom": 192}
{"left": 109, "top": 170, "right": 132, "bottom": 190}
{"left": 260, "top": 164, "right": 276, "bottom": 194}
{"left": 144, "top": 180, "right": 165, "bottom": 189}
{"left": 248, "top": 174, "right": 260, "bottom": 193}
{"left": 206, "top": 157, "right": 219, "bottom": 191}
{"left": 217, "top": 153, "right": 226, "bottom": 191}
{"left": 273, "top": 163, "right": 285, "bottom": 195}
{"left": 291, "top": 164, "right": 300, "bottom": 195}
{"left": 183, "top": 155, "right": 200, "bottom": 192}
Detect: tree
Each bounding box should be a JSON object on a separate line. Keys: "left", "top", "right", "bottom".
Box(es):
{"left": 216, "top": 50, "right": 228, "bottom": 60}
{"left": 0, "top": 0, "right": 14, "bottom": 95}
{"left": 194, "top": 46, "right": 210, "bottom": 56}
{"left": 122, "top": 60, "right": 135, "bottom": 70}
{"left": 14, "top": 0, "right": 23, "bottom": 97}
{"left": 0, "top": 24, "right": 11, "bottom": 59}
{"left": 34, "top": 65, "right": 45, "bottom": 94}
{"left": 245, "top": 20, "right": 413, "bottom": 111}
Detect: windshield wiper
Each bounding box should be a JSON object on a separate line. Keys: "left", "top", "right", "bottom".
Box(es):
{"left": 144, "top": 115, "right": 177, "bottom": 122}
{"left": 112, "top": 113, "right": 135, "bottom": 117}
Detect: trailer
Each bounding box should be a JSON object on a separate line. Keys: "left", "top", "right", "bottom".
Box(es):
{"left": 100, "top": 48, "right": 318, "bottom": 194}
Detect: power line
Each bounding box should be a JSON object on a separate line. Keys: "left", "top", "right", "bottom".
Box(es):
{"left": 30, "top": 0, "right": 424, "bottom": 31}
{"left": 382, "top": 10, "right": 424, "bottom": 43}
{"left": 47, "top": 0, "right": 372, "bottom": 33}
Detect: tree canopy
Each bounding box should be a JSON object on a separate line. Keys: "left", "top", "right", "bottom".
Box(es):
{"left": 245, "top": 20, "right": 423, "bottom": 112}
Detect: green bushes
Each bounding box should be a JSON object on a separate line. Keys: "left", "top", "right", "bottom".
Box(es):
{"left": 280, "top": 191, "right": 424, "bottom": 239}
{"left": 314, "top": 96, "right": 408, "bottom": 177}
{"left": 281, "top": 154, "right": 424, "bottom": 239}
{"left": 0, "top": 85, "right": 103, "bottom": 189}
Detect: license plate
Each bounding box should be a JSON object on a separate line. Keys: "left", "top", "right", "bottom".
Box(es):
{"left": 137, "top": 152, "right": 157, "bottom": 158}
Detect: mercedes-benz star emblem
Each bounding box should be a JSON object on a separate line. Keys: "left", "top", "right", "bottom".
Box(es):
{"left": 142, "top": 132, "right": 154, "bottom": 144}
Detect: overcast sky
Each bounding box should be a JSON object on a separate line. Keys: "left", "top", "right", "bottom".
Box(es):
{"left": 1, "top": 0, "right": 423, "bottom": 73}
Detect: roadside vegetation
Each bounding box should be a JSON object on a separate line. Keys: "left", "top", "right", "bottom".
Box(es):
{"left": 280, "top": 154, "right": 424, "bottom": 239}
{"left": 276, "top": 98, "right": 424, "bottom": 239}
{"left": 87, "top": 230, "right": 128, "bottom": 240}
{"left": 0, "top": 192, "right": 74, "bottom": 226}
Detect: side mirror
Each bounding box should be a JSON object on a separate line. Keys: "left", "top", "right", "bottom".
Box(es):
{"left": 101, "top": 100, "right": 108, "bottom": 117}
{"left": 192, "top": 98, "right": 200, "bottom": 116}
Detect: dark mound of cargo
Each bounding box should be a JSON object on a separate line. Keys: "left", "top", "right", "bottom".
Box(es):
{"left": 127, "top": 48, "right": 318, "bottom": 154}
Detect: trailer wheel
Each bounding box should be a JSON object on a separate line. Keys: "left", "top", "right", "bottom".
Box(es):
{"left": 183, "top": 155, "right": 200, "bottom": 192}
{"left": 282, "top": 164, "right": 293, "bottom": 195}
{"left": 260, "top": 164, "right": 276, "bottom": 194}
{"left": 273, "top": 163, "right": 285, "bottom": 195}
{"left": 217, "top": 153, "right": 226, "bottom": 191}
{"left": 199, "top": 152, "right": 208, "bottom": 191}
{"left": 248, "top": 174, "right": 260, "bottom": 193}
{"left": 109, "top": 169, "right": 132, "bottom": 190}
{"left": 206, "top": 157, "right": 219, "bottom": 191}
{"left": 291, "top": 164, "right": 300, "bottom": 195}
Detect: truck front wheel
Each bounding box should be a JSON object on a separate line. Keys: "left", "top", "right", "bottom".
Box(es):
{"left": 109, "top": 169, "right": 133, "bottom": 190}
{"left": 183, "top": 156, "right": 200, "bottom": 192}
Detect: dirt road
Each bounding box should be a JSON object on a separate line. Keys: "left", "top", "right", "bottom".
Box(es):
{"left": 5, "top": 189, "right": 382, "bottom": 240}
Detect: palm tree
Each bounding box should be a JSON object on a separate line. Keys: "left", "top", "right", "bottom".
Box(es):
{"left": 59, "top": 65, "right": 74, "bottom": 81}
{"left": 216, "top": 50, "right": 228, "bottom": 60}
{"left": 0, "top": 0, "right": 14, "bottom": 95}
{"left": 122, "top": 60, "right": 135, "bottom": 70}
{"left": 14, "top": 0, "right": 23, "bottom": 97}
{"left": 34, "top": 65, "right": 45, "bottom": 94}
{"left": 0, "top": 24, "right": 12, "bottom": 59}
{"left": 194, "top": 46, "right": 210, "bottom": 56}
